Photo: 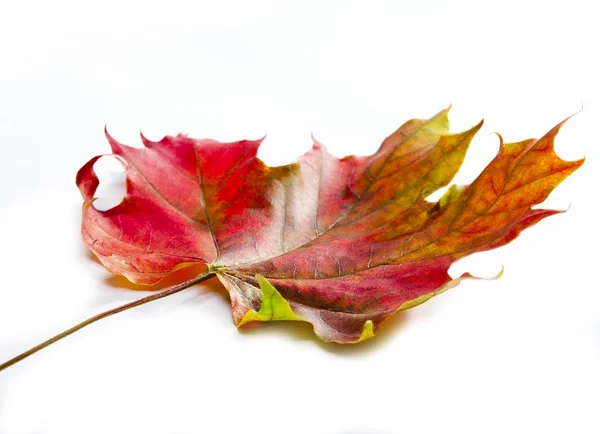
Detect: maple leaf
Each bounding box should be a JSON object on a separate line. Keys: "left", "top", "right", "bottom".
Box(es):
{"left": 0, "top": 109, "right": 586, "bottom": 374}
{"left": 0, "top": 108, "right": 583, "bottom": 372}
{"left": 72, "top": 108, "right": 582, "bottom": 344}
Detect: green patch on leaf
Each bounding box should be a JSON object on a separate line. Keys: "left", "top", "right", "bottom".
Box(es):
{"left": 238, "top": 275, "right": 303, "bottom": 326}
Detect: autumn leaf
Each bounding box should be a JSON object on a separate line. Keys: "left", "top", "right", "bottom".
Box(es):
{"left": 0, "top": 108, "right": 583, "bottom": 371}
{"left": 72, "top": 108, "right": 582, "bottom": 344}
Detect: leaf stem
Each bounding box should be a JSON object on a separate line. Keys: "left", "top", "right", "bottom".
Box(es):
{"left": 0, "top": 271, "right": 216, "bottom": 372}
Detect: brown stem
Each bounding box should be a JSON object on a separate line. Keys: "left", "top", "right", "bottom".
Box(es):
{"left": 0, "top": 271, "right": 216, "bottom": 372}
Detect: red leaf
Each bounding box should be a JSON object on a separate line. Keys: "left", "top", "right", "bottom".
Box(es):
{"left": 76, "top": 108, "right": 583, "bottom": 343}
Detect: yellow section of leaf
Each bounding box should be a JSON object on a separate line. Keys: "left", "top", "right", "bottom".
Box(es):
{"left": 238, "top": 275, "right": 303, "bottom": 326}
{"left": 238, "top": 275, "right": 376, "bottom": 344}
{"left": 356, "top": 320, "right": 375, "bottom": 342}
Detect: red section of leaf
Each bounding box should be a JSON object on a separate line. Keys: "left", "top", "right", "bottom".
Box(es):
{"left": 77, "top": 109, "right": 583, "bottom": 342}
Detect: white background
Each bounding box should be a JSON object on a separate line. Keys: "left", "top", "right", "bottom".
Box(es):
{"left": 1, "top": 1, "right": 598, "bottom": 433}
